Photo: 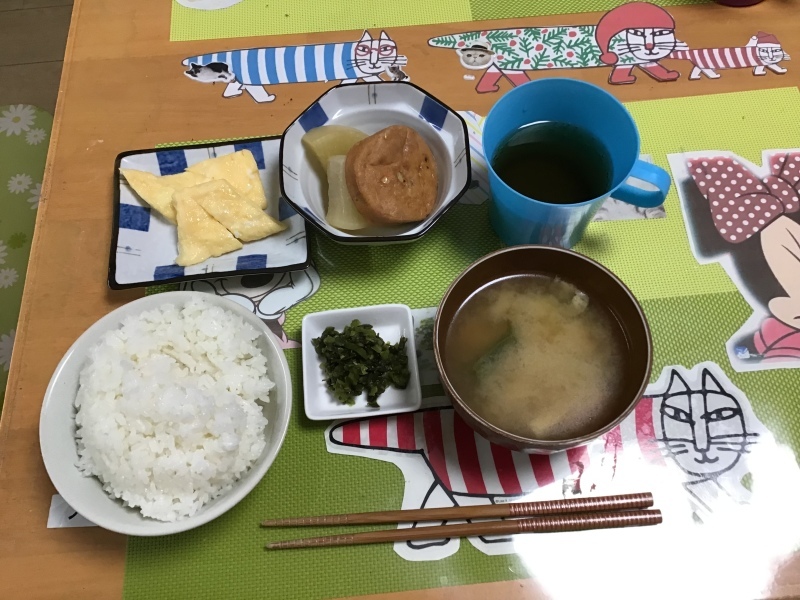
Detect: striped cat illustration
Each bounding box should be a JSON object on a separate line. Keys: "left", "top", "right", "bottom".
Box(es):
{"left": 327, "top": 404, "right": 620, "bottom": 560}
{"left": 669, "top": 31, "right": 789, "bottom": 80}
{"left": 182, "top": 30, "right": 408, "bottom": 103}
{"left": 326, "top": 362, "right": 767, "bottom": 561}
{"left": 428, "top": 3, "right": 687, "bottom": 92}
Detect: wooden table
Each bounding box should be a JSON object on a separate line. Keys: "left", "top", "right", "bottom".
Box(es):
{"left": 3, "top": 0, "right": 800, "bottom": 597}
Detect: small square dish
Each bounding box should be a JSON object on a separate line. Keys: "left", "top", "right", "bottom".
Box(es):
{"left": 302, "top": 304, "right": 422, "bottom": 420}
{"left": 111, "top": 136, "right": 310, "bottom": 290}
{"left": 280, "top": 82, "right": 471, "bottom": 245}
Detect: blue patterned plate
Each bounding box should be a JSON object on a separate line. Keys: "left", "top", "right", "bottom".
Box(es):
{"left": 110, "top": 137, "right": 309, "bottom": 290}
{"left": 280, "top": 82, "right": 471, "bottom": 244}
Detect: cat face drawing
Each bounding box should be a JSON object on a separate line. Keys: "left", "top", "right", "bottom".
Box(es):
{"left": 353, "top": 31, "right": 400, "bottom": 76}
{"left": 184, "top": 61, "right": 236, "bottom": 83}
{"left": 658, "top": 368, "right": 756, "bottom": 479}
{"left": 458, "top": 45, "right": 495, "bottom": 70}
{"left": 758, "top": 45, "right": 786, "bottom": 65}
{"left": 621, "top": 27, "right": 677, "bottom": 62}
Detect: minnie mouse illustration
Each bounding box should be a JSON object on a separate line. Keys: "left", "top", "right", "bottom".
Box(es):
{"left": 682, "top": 152, "right": 800, "bottom": 368}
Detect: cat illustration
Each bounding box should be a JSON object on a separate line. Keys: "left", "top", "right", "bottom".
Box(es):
{"left": 385, "top": 65, "right": 409, "bottom": 82}
{"left": 595, "top": 3, "right": 687, "bottom": 84}
{"left": 458, "top": 44, "right": 495, "bottom": 70}
{"left": 670, "top": 31, "right": 789, "bottom": 80}
{"left": 184, "top": 61, "right": 237, "bottom": 84}
{"left": 428, "top": 2, "right": 688, "bottom": 92}
{"left": 326, "top": 401, "right": 658, "bottom": 560}
{"left": 429, "top": 25, "right": 601, "bottom": 93}
{"left": 180, "top": 266, "right": 320, "bottom": 348}
{"left": 182, "top": 30, "right": 408, "bottom": 103}
{"left": 327, "top": 404, "right": 616, "bottom": 560}
{"left": 656, "top": 367, "right": 758, "bottom": 510}
{"left": 326, "top": 362, "right": 767, "bottom": 561}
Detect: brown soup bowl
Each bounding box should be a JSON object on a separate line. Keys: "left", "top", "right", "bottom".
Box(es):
{"left": 433, "top": 245, "right": 652, "bottom": 454}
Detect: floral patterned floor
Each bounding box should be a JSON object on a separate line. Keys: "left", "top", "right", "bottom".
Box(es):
{"left": 0, "top": 105, "right": 52, "bottom": 412}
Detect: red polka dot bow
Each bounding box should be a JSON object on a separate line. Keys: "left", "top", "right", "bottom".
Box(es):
{"left": 687, "top": 153, "right": 800, "bottom": 243}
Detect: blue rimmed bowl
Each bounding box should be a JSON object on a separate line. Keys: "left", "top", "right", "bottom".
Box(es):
{"left": 280, "top": 82, "right": 471, "bottom": 244}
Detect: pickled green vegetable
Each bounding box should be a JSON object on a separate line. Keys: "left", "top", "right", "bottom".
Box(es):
{"left": 312, "top": 319, "right": 410, "bottom": 407}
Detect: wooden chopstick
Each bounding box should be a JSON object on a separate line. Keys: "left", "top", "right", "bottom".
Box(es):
{"left": 265, "top": 509, "right": 662, "bottom": 549}
{"left": 261, "top": 492, "right": 653, "bottom": 527}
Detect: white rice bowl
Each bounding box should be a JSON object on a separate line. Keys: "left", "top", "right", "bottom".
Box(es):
{"left": 74, "top": 297, "right": 274, "bottom": 522}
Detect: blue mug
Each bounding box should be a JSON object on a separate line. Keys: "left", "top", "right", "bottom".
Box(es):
{"left": 483, "top": 78, "right": 671, "bottom": 248}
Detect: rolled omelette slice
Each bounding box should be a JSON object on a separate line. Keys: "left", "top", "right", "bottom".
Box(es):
{"left": 173, "top": 193, "right": 242, "bottom": 267}
{"left": 186, "top": 150, "right": 268, "bottom": 210}
{"left": 120, "top": 169, "right": 209, "bottom": 223}
{"left": 186, "top": 179, "right": 286, "bottom": 242}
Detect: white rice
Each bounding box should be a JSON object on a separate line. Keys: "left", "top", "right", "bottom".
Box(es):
{"left": 75, "top": 298, "right": 273, "bottom": 522}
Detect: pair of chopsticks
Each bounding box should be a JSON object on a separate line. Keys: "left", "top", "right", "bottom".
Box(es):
{"left": 262, "top": 492, "right": 661, "bottom": 549}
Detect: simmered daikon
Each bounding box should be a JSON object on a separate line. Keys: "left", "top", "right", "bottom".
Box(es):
{"left": 325, "top": 156, "right": 370, "bottom": 231}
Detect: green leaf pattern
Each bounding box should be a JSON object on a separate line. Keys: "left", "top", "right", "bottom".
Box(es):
{"left": 429, "top": 25, "right": 629, "bottom": 71}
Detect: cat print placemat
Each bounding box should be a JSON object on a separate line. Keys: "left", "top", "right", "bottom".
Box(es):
{"left": 123, "top": 86, "right": 800, "bottom": 600}
{"left": 175, "top": 2, "right": 792, "bottom": 117}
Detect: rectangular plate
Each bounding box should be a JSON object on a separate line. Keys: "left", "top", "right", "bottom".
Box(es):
{"left": 110, "top": 136, "right": 309, "bottom": 289}
{"left": 301, "top": 304, "right": 422, "bottom": 420}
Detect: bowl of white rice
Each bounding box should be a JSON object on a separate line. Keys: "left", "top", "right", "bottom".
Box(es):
{"left": 39, "top": 291, "right": 291, "bottom": 536}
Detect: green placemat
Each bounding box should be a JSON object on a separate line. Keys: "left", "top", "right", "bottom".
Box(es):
{"left": 0, "top": 105, "right": 52, "bottom": 413}
{"left": 124, "top": 87, "right": 800, "bottom": 599}
{"left": 170, "top": 0, "right": 711, "bottom": 42}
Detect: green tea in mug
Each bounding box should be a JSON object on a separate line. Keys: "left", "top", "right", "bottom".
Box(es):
{"left": 491, "top": 121, "right": 614, "bottom": 205}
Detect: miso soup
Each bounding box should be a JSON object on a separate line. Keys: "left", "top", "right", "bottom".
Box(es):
{"left": 444, "top": 274, "right": 627, "bottom": 440}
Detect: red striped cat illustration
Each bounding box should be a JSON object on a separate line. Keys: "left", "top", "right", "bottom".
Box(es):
{"left": 670, "top": 31, "right": 789, "bottom": 80}
{"left": 326, "top": 362, "right": 767, "bottom": 561}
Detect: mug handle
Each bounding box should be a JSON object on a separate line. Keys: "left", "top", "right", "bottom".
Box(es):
{"left": 613, "top": 160, "right": 672, "bottom": 209}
